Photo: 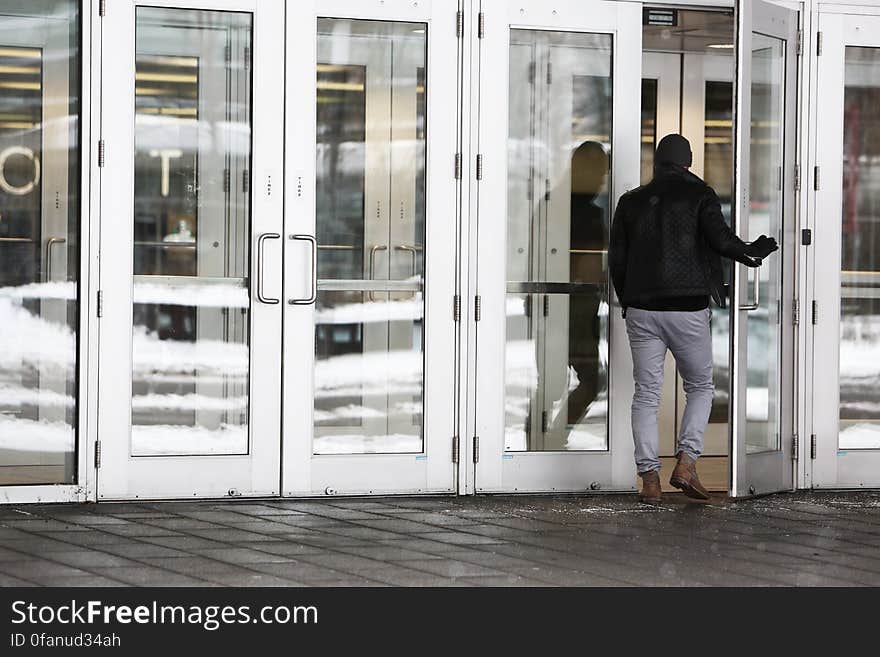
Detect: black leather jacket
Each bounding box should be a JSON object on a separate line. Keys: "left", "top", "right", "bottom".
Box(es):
{"left": 608, "top": 163, "right": 755, "bottom": 311}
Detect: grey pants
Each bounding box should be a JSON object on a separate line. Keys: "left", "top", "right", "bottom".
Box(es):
{"left": 624, "top": 307, "right": 714, "bottom": 474}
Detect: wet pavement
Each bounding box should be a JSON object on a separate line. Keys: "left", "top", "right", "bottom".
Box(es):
{"left": 1, "top": 491, "right": 879, "bottom": 586}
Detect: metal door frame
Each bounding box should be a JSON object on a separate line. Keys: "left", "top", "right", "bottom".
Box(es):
{"left": 282, "top": 0, "right": 459, "bottom": 497}
{"left": 96, "top": 0, "right": 284, "bottom": 500}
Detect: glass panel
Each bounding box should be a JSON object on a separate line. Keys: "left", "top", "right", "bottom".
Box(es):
{"left": 314, "top": 19, "right": 427, "bottom": 455}
{"left": 640, "top": 78, "right": 657, "bottom": 185}
{"left": 745, "top": 34, "right": 785, "bottom": 454}
{"left": 840, "top": 46, "right": 880, "bottom": 449}
{"left": 506, "top": 30, "right": 612, "bottom": 452}
{"left": 704, "top": 80, "right": 734, "bottom": 428}
{"left": 131, "top": 8, "right": 252, "bottom": 456}
{"left": 0, "top": 1, "right": 80, "bottom": 485}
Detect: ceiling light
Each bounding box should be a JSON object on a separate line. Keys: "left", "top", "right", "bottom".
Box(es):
{"left": 708, "top": 43, "right": 734, "bottom": 49}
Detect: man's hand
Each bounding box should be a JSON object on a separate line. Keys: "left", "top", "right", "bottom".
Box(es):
{"left": 746, "top": 235, "right": 778, "bottom": 259}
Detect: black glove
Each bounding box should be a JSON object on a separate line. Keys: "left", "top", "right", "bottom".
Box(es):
{"left": 747, "top": 235, "right": 778, "bottom": 259}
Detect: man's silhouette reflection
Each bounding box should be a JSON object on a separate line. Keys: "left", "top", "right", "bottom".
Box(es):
{"left": 565, "top": 141, "right": 609, "bottom": 431}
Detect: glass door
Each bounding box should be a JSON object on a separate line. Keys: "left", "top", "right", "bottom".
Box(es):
{"left": 98, "top": 0, "right": 284, "bottom": 499}
{"left": 474, "top": 0, "right": 641, "bottom": 492}
{"left": 283, "top": 1, "right": 458, "bottom": 495}
{"left": 813, "top": 12, "right": 880, "bottom": 488}
{"left": 0, "top": 1, "right": 82, "bottom": 487}
{"left": 730, "top": 0, "right": 798, "bottom": 497}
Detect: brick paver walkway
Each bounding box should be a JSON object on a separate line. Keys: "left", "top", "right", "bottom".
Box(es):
{"left": 1, "top": 491, "right": 879, "bottom": 586}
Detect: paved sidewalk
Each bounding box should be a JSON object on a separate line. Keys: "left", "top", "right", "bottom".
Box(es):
{"left": 1, "top": 491, "right": 879, "bottom": 586}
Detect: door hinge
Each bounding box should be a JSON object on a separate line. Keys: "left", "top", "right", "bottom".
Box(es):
{"left": 543, "top": 295, "right": 549, "bottom": 316}
{"left": 816, "top": 31, "right": 822, "bottom": 56}
{"left": 96, "top": 290, "right": 103, "bottom": 317}
{"left": 242, "top": 168, "right": 250, "bottom": 193}
{"left": 544, "top": 178, "right": 551, "bottom": 201}
{"left": 797, "top": 29, "right": 803, "bottom": 56}
{"left": 813, "top": 165, "right": 820, "bottom": 191}
{"left": 453, "top": 294, "right": 461, "bottom": 322}
{"left": 810, "top": 434, "right": 817, "bottom": 459}
{"left": 97, "top": 139, "right": 105, "bottom": 167}
{"left": 94, "top": 440, "right": 101, "bottom": 469}
{"left": 476, "top": 153, "right": 483, "bottom": 180}
{"left": 812, "top": 300, "right": 818, "bottom": 325}
{"left": 478, "top": 12, "right": 485, "bottom": 39}
{"left": 528, "top": 61, "right": 536, "bottom": 84}
{"left": 452, "top": 436, "right": 460, "bottom": 463}
{"left": 99, "top": 0, "right": 106, "bottom": 17}
{"left": 473, "top": 436, "right": 480, "bottom": 463}
{"left": 792, "top": 299, "right": 800, "bottom": 326}
{"left": 456, "top": 10, "right": 463, "bottom": 38}
{"left": 791, "top": 433, "right": 798, "bottom": 459}
{"left": 474, "top": 295, "right": 482, "bottom": 322}
{"left": 541, "top": 411, "right": 548, "bottom": 433}
{"left": 546, "top": 60, "right": 552, "bottom": 85}
{"left": 794, "top": 164, "right": 801, "bottom": 191}
{"left": 223, "top": 168, "right": 230, "bottom": 193}
{"left": 454, "top": 152, "right": 462, "bottom": 180}
{"left": 244, "top": 46, "right": 250, "bottom": 70}
{"left": 802, "top": 228, "right": 812, "bottom": 245}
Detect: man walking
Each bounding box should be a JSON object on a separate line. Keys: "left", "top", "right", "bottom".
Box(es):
{"left": 608, "top": 134, "right": 777, "bottom": 504}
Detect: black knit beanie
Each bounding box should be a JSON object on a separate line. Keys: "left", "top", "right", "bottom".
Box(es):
{"left": 655, "top": 133, "right": 693, "bottom": 168}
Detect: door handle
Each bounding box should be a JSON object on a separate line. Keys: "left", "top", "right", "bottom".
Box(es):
{"left": 45, "top": 237, "right": 66, "bottom": 282}
{"left": 740, "top": 260, "right": 761, "bottom": 311}
{"left": 256, "top": 232, "right": 280, "bottom": 304}
{"left": 394, "top": 244, "right": 421, "bottom": 300}
{"left": 289, "top": 234, "right": 317, "bottom": 305}
{"left": 368, "top": 244, "right": 388, "bottom": 301}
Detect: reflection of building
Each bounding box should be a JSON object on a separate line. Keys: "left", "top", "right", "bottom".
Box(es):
{"left": 1, "top": 0, "right": 880, "bottom": 502}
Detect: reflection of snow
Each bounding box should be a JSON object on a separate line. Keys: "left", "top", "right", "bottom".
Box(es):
{"left": 132, "top": 393, "right": 247, "bottom": 412}
{"left": 0, "top": 298, "right": 75, "bottom": 373}
{"left": 0, "top": 415, "right": 73, "bottom": 453}
{"left": 315, "top": 349, "right": 422, "bottom": 398}
{"left": 746, "top": 387, "right": 769, "bottom": 422}
{"left": 564, "top": 424, "right": 606, "bottom": 450}
{"left": 314, "top": 404, "right": 386, "bottom": 422}
{"left": 0, "top": 384, "right": 73, "bottom": 409}
{"left": 840, "top": 423, "right": 880, "bottom": 450}
{"left": 132, "top": 423, "right": 247, "bottom": 456}
{"left": 313, "top": 433, "right": 421, "bottom": 454}
{"left": 132, "top": 326, "right": 248, "bottom": 375}
{"left": 0, "top": 281, "right": 75, "bottom": 301}
{"left": 317, "top": 295, "right": 423, "bottom": 324}
{"left": 133, "top": 282, "right": 248, "bottom": 309}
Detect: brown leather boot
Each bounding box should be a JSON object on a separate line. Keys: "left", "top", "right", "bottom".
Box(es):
{"left": 669, "top": 453, "right": 710, "bottom": 500}
{"left": 639, "top": 470, "right": 662, "bottom": 505}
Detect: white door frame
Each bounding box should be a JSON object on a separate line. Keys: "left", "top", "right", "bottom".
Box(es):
{"left": 730, "top": 0, "right": 799, "bottom": 497}
{"left": 813, "top": 10, "right": 880, "bottom": 488}
{"left": 97, "top": 0, "right": 284, "bottom": 500}
{"left": 283, "top": 0, "right": 459, "bottom": 496}
{"left": 472, "top": 0, "right": 641, "bottom": 493}
{"left": 0, "top": 0, "right": 97, "bottom": 504}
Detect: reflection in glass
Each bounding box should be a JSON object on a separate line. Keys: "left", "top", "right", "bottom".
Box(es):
{"left": 0, "top": 1, "right": 79, "bottom": 484}
{"left": 839, "top": 47, "right": 880, "bottom": 449}
{"left": 131, "top": 8, "right": 252, "bottom": 456}
{"left": 745, "top": 35, "right": 785, "bottom": 453}
{"left": 314, "top": 19, "right": 427, "bottom": 455}
{"left": 640, "top": 79, "right": 657, "bottom": 185}
{"left": 704, "top": 80, "right": 734, "bottom": 428}
{"left": 506, "top": 30, "right": 612, "bottom": 452}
